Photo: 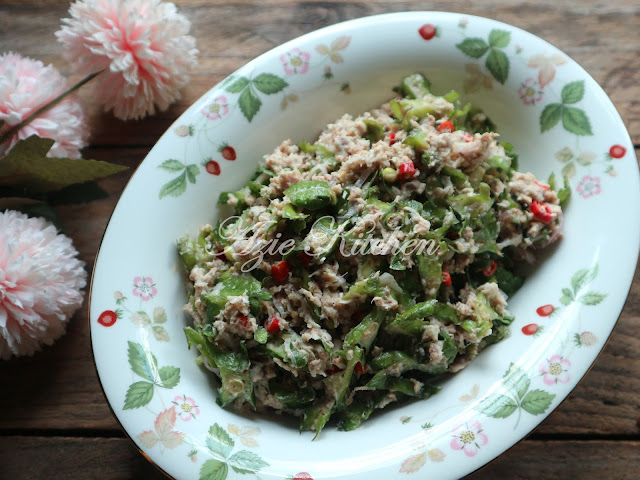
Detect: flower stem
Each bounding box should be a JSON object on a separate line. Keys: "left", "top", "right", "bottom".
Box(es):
{"left": 0, "top": 70, "right": 102, "bottom": 146}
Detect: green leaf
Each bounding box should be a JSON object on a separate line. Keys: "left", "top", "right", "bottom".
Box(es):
{"left": 238, "top": 87, "right": 262, "bottom": 122}
{"left": 186, "top": 164, "right": 200, "bottom": 184}
{"left": 123, "top": 381, "right": 154, "bottom": 409}
{"left": 578, "top": 291, "right": 607, "bottom": 306}
{"left": 252, "top": 73, "right": 288, "bottom": 94}
{"left": 225, "top": 77, "right": 250, "bottom": 93}
{"left": 0, "top": 136, "right": 127, "bottom": 193}
{"left": 562, "top": 107, "right": 593, "bottom": 136}
{"left": 152, "top": 325, "right": 170, "bottom": 342}
{"left": 206, "top": 424, "right": 234, "bottom": 460}
{"left": 477, "top": 393, "right": 518, "bottom": 418}
{"left": 158, "top": 365, "right": 180, "bottom": 387}
{"left": 130, "top": 311, "right": 151, "bottom": 326}
{"left": 488, "top": 29, "right": 511, "bottom": 48}
{"left": 555, "top": 147, "right": 574, "bottom": 163}
{"left": 521, "top": 389, "right": 555, "bottom": 415}
{"left": 540, "top": 104, "right": 563, "bottom": 132}
{"left": 158, "top": 159, "right": 185, "bottom": 172}
{"left": 503, "top": 363, "right": 530, "bottom": 400}
{"left": 486, "top": 48, "right": 509, "bottom": 84}
{"left": 559, "top": 294, "right": 573, "bottom": 306}
{"left": 199, "top": 459, "right": 229, "bottom": 480}
{"left": 153, "top": 307, "right": 167, "bottom": 324}
{"left": 561, "top": 162, "right": 576, "bottom": 179}
{"left": 159, "top": 172, "right": 187, "bottom": 199}
{"left": 561, "top": 81, "right": 585, "bottom": 104}
{"left": 228, "top": 450, "right": 270, "bottom": 474}
{"left": 127, "top": 341, "right": 158, "bottom": 382}
{"left": 47, "top": 181, "right": 109, "bottom": 205}
{"left": 284, "top": 180, "right": 337, "bottom": 210}
{"left": 456, "top": 38, "right": 490, "bottom": 58}
{"left": 571, "top": 265, "right": 598, "bottom": 294}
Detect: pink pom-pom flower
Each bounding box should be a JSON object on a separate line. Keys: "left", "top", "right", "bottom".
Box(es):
{"left": 56, "top": 0, "right": 199, "bottom": 121}
{"left": 0, "top": 52, "right": 88, "bottom": 158}
{"left": 0, "top": 211, "right": 87, "bottom": 360}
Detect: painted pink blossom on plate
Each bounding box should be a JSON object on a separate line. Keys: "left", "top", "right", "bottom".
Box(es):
{"left": 202, "top": 95, "right": 229, "bottom": 120}
{"left": 450, "top": 421, "right": 488, "bottom": 457}
{"left": 518, "top": 78, "right": 543, "bottom": 105}
{"left": 132, "top": 276, "right": 157, "bottom": 301}
{"left": 172, "top": 394, "right": 200, "bottom": 421}
{"left": 280, "top": 48, "right": 311, "bottom": 75}
{"left": 527, "top": 53, "right": 566, "bottom": 88}
{"left": 540, "top": 354, "right": 571, "bottom": 385}
{"left": 576, "top": 175, "right": 601, "bottom": 198}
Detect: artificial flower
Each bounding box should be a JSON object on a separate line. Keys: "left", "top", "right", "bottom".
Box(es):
{"left": 56, "top": 0, "right": 199, "bottom": 121}
{"left": 0, "top": 211, "right": 86, "bottom": 360}
{"left": 0, "top": 52, "right": 88, "bottom": 158}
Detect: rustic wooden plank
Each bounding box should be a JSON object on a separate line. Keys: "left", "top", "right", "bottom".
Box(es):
{"left": 0, "top": 1, "right": 638, "bottom": 145}
{"left": 0, "top": 436, "right": 638, "bottom": 480}
{"left": 0, "top": 146, "right": 638, "bottom": 434}
{"left": 0, "top": 436, "right": 165, "bottom": 480}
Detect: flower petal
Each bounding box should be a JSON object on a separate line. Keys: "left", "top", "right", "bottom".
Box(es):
{"left": 463, "top": 444, "right": 478, "bottom": 457}
{"left": 450, "top": 438, "right": 464, "bottom": 450}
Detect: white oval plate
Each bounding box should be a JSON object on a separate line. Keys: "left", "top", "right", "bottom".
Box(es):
{"left": 90, "top": 12, "right": 639, "bottom": 480}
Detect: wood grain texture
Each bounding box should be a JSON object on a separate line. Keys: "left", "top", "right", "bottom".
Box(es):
{"left": 0, "top": 1, "right": 639, "bottom": 478}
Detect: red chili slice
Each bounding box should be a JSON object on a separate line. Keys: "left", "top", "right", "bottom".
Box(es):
{"left": 397, "top": 162, "right": 416, "bottom": 180}
{"left": 271, "top": 260, "right": 291, "bottom": 282}
{"left": 265, "top": 316, "right": 281, "bottom": 334}
{"left": 354, "top": 362, "right": 367, "bottom": 375}
{"left": 389, "top": 132, "right": 396, "bottom": 145}
{"left": 441, "top": 271, "right": 452, "bottom": 286}
{"left": 437, "top": 121, "right": 454, "bottom": 133}
{"left": 530, "top": 200, "right": 553, "bottom": 223}
{"left": 482, "top": 260, "right": 498, "bottom": 277}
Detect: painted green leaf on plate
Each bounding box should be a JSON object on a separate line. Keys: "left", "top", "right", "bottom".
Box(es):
{"left": 456, "top": 38, "right": 490, "bottom": 58}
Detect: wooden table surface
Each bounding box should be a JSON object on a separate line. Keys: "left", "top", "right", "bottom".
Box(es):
{"left": 0, "top": 1, "right": 638, "bottom": 478}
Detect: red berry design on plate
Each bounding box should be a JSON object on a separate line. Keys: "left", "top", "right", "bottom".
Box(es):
{"left": 218, "top": 143, "right": 236, "bottom": 161}
{"left": 521, "top": 323, "right": 541, "bottom": 336}
{"left": 205, "top": 160, "right": 221, "bottom": 175}
{"left": 97, "top": 310, "right": 117, "bottom": 327}
{"left": 293, "top": 474, "right": 313, "bottom": 480}
{"left": 608, "top": 144, "right": 626, "bottom": 159}
{"left": 536, "top": 304, "right": 555, "bottom": 317}
{"left": 418, "top": 24, "right": 437, "bottom": 40}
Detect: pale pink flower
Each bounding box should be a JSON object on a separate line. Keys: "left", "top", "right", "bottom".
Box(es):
{"left": 528, "top": 53, "right": 566, "bottom": 88}
{"left": 280, "top": 48, "right": 311, "bottom": 75}
{"left": 172, "top": 394, "right": 200, "bottom": 421}
{"left": 0, "top": 52, "right": 88, "bottom": 158}
{"left": 576, "top": 175, "right": 601, "bottom": 198}
{"left": 539, "top": 354, "right": 571, "bottom": 385}
{"left": 0, "top": 211, "right": 86, "bottom": 360}
{"left": 450, "top": 421, "right": 488, "bottom": 457}
{"left": 132, "top": 276, "right": 156, "bottom": 301}
{"left": 201, "top": 95, "right": 229, "bottom": 121}
{"left": 56, "top": 0, "right": 199, "bottom": 121}
{"left": 518, "top": 78, "right": 543, "bottom": 106}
